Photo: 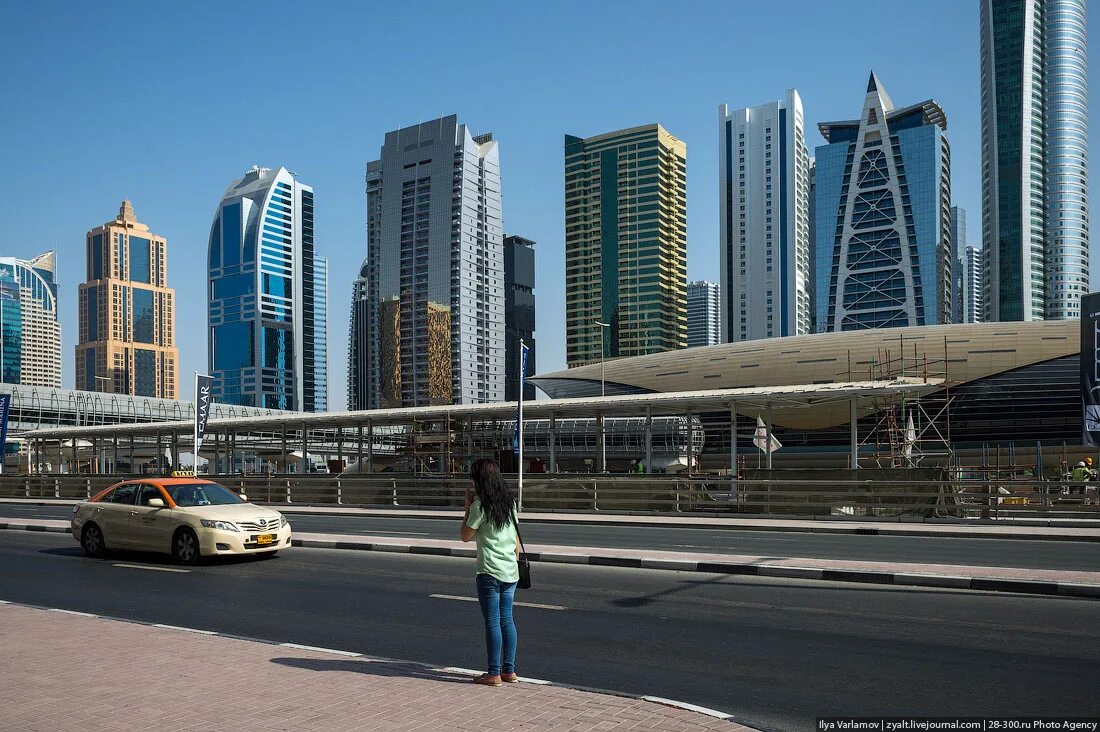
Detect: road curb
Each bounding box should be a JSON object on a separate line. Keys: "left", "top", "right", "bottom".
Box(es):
{"left": 4, "top": 522, "right": 1098, "bottom": 600}
{"left": 0, "top": 522, "right": 69, "bottom": 534}
{"left": 0, "top": 597, "right": 756, "bottom": 730}
{"left": 290, "top": 536, "right": 1100, "bottom": 600}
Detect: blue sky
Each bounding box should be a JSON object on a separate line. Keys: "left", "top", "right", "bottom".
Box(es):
{"left": 1, "top": 1, "right": 1096, "bottom": 406}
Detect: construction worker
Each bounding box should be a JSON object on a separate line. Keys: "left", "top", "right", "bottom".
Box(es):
{"left": 1072, "top": 461, "right": 1090, "bottom": 495}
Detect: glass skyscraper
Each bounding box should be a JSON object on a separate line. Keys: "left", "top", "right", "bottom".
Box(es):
{"left": 564, "top": 124, "right": 687, "bottom": 367}
{"left": 814, "top": 73, "right": 952, "bottom": 331}
{"left": 347, "top": 259, "right": 370, "bottom": 411}
{"left": 504, "top": 235, "right": 536, "bottom": 402}
{"left": 951, "top": 205, "right": 967, "bottom": 323}
{"left": 353, "top": 116, "right": 504, "bottom": 409}
{"left": 687, "top": 280, "right": 720, "bottom": 348}
{"left": 207, "top": 166, "right": 328, "bottom": 411}
{"left": 719, "top": 90, "right": 810, "bottom": 342}
{"left": 980, "top": 0, "right": 1089, "bottom": 321}
{"left": 0, "top": 251, "right": 60, "bottom": 387}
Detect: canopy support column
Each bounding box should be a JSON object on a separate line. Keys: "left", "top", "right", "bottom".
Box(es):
{"left": 765, "top": 406, "right": 773, "bottom": 470}
{"left": 850, "top": 398, "right": 859, "bottom": 471}
{"left": 548, "top": 412, "right": 557, "bottom": 474}
{"left": 644, "top": 408, "right": 653, "bottom": 474}
{"left": 366, "top": 420, "right": 374, "bottom": 474}
{"left": 301, "top": 423, "right": 309, "bottom": 474}
{"left": 730, "top": 403, "right": 738, "bottom": 502}
{"left": 357, "top": 425, "right": 364, "bottom": 474}
{"left": 597, "top": 414, "right": 607, "bottom": 474}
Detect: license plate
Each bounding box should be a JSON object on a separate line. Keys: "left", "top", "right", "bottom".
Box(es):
{"left": 256, "top": 534, "right": 275, "bottom": 545}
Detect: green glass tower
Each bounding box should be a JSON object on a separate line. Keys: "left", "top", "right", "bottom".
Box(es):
{"left": 564, "top": 124, "right": 687, "bottom": 369}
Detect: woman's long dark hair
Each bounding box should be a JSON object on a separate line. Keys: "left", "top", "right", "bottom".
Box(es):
{"left": 469, "top": 458, "right": 516, "bottom": 529}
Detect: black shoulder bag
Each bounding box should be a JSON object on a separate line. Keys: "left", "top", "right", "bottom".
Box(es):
{"left": 513, "top": 510, "right": 531, "bottom": 590}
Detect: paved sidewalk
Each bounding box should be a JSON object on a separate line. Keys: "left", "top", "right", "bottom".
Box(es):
{"left": 4, "top": 518, "right": 1099, "bottom": 598}
{"left": 0, "top": 603, "right": 747, "bottom": 732}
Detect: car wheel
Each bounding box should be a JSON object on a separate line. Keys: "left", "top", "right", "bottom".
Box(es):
{"left": 81, "top": 523, "right": 107, "bottom": 557}
{"left": 172, "top": 528, "right": 201, "bottom": 565}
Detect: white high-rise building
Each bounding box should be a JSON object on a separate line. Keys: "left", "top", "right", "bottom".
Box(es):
{"left": 354, "top": 116, "right": 504, "bottom": 408}
{"left": 719, "top": 89, "right": 810, "bottom": 342}
{"left": 0, "top": 252, "right": 61, "bottom": 387}
{"left": 964, "top": 246, "right": 984, "bottom": 324}
{"left": 981, "top": 0, "right": 1089, "bottom": 321}
{"left": 687, "top": 281, "right": 720, "bottom": 348}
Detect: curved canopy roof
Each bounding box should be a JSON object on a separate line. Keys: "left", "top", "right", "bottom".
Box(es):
{"left": 531, "top": 321, "right": 1078, "bottom": 399}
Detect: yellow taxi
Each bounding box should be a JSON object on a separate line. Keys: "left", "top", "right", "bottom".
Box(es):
{"left": 71, "top": 475, "right": 292, "bottom": 564}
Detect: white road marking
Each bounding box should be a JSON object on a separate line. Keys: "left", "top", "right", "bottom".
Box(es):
{"left": 356, "top": 530, "right": 429, "bottom": 535}
{"left": 279, "top": 642, "right": 362, "bottom": 657}
{"left": 641, "top": 696, "right": 733, "bottom": 720}
{"left": 152, "top": 623, "right": 216, "bottom": 635}
{"left": 48, "top": 608, "right": 98, "bottom": 618}
{"left": 113, "top": 563, "right": 191, "bottom": 573}
{"left": 429, "top": 593, "right": 567, "bottom": 611}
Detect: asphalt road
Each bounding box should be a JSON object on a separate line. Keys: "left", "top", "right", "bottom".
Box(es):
{"left": 4, "top": 503, "right": 1100, "bottom": 570}
{"left": 1, "top": 531, "right": 1097, "bottom": 731}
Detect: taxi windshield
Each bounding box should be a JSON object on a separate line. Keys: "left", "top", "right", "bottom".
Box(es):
{"left": 164, "top": 483, "right": 244, "bottom": 507}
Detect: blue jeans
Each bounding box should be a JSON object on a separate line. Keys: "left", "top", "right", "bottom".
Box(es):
{"left": 476, "top": 573, "right": 518, "bottom": 676}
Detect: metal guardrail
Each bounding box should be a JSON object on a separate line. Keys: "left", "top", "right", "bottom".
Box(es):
{"left": 2, "top": 475, "right": 1099, "bottom": 519}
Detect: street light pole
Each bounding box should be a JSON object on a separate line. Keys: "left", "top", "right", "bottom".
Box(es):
{"left": 90, "top": 376, "right": 111, "bottom": 473}
{"left": 594, "top": 320, "right": 610, "bottom": 473}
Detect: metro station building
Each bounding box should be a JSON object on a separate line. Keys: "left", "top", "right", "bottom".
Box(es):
{"left": 532, "top": 320, "right": 1082, "bottom": 458}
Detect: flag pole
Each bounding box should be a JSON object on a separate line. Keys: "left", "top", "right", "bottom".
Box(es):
{"left": 517, "top": 338, "right": 525, "bottom": 513}
{"left": 193, "top": 371, "right": 199, "bottom": 472}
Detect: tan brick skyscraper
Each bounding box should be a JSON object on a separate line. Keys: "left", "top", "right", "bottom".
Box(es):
{"left": 76, "top": 201, "right": 178, "bottom": 398}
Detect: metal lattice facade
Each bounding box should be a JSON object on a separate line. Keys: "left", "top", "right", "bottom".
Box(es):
{"left": 815, "top": 73, "right": 951, "bottom": 332}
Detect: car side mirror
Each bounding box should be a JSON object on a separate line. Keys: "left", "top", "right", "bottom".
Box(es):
{"left": 239, "top": 494, "right": 248, "bottom": 502}
{"left": 147, "top": 498, "right": 165, "bottom": 508}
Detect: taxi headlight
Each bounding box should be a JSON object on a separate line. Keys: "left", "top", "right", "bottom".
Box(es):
{"left": 279, "top": 515, "right": 288, "bottom": 528}
{"left": 199, "top": 519, "right": 240, "bottom": 532}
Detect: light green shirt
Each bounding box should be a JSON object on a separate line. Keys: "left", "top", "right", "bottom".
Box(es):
{"left": 466, "top": 499, "right": 519, "bottom": 583}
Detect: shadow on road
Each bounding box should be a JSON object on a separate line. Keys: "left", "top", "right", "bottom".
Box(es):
{"left": 37, "top": 546, "right": 277, "bottom": 568}
{"left": 611, "top": 573, "right": 733, "bottom": 608}
{"left": 271, "top": 656, "right": 472, "bottom": 684}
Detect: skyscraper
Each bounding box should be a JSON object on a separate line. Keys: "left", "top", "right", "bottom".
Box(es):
{"left": 719, "top": 90, "right": 810, "bottom": 342}
{"left": 504, "top": 235, "right": 536, "bottom": 402}
{"left": 980, "top": 0, "right": 1089, "bottom": 321}
{"left": 964, "top": 245, "right": 984, "bottom": 323}
{"left": 347, "top": 259, "right": 370, "bottom": 411}
{"left": 687, "top": 280, "right": 720, "bottom": 348}
{"left": 808, "top": 158, "right": 817, "bottom": 332}
{"left": 814, "top": 73, "right": 952, "bottom": 331}
{"left": 564, "top": 124, "right": 687, "bottom": 367}
{"left": 207, "top": 167, "right": 327, "bottom": 411}
{"left": 77, "top": 202, "right": 177, "bottom": 397}
{"left": 357, "top": 116, "right": 504, "bottom": 409}
{"left": 0, "top": 251, "right": 60, "bottom": 387}
{"left": 951, "top": 205, "right": 967, "bottom": 323}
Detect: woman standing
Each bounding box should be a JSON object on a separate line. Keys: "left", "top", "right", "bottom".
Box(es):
{"left": 460, "top": 458, "right": 520, "bottom": 686}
